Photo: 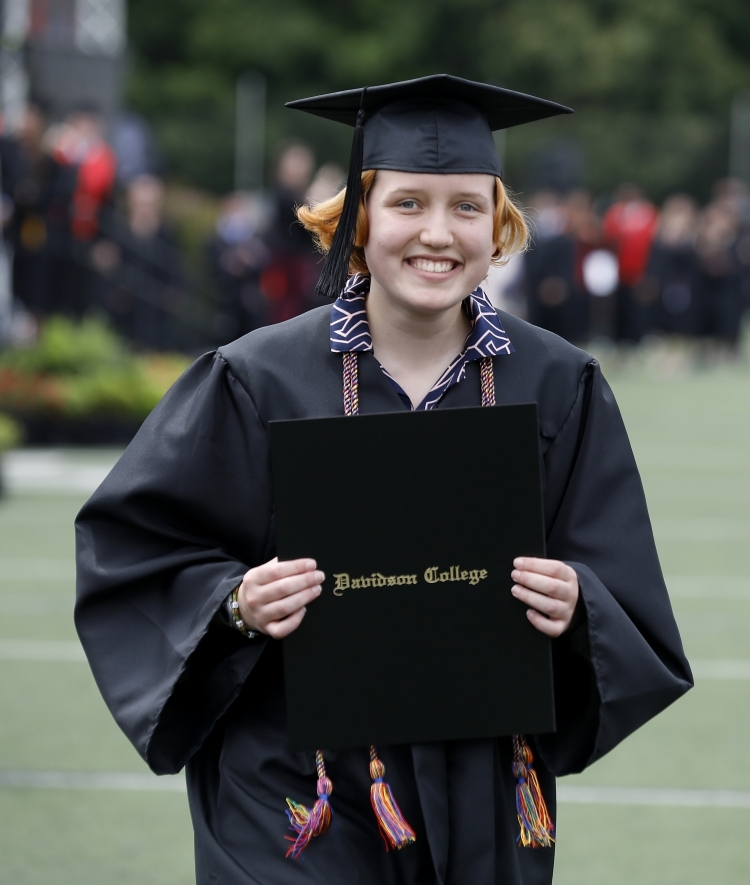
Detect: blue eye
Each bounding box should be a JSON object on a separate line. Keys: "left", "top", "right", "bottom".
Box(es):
{"left": 458, "top": 203, "right": 476, "bottom": 212}
{"left": 400, "top": 200, "right": 418, "bottom": 209}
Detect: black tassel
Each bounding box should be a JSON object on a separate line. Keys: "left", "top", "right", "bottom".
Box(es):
{"left": 315, "top": 92, "right": 368, "bottom": 299}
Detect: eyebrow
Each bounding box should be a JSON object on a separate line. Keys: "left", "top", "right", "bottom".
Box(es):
{"left": 386, "top": 188, "right": 492, "bottom": 202}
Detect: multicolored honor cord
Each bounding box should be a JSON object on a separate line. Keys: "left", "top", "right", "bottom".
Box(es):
{"left": 285, "top": 750, "right": 333, "bottom": 858}
{"left": 285, "top": 745, "right": 415, "bottom": 857}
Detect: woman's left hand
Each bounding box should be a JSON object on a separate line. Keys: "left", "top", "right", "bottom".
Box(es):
{"left": 511, "top": 558, "right": 580, "bottom": 637}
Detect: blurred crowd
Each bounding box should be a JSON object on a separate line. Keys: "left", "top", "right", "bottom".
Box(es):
{"left": 0, "top": 102, "right": 188, "bottom": 349}
{"left": 489, "top": 181, "right": 750, "bottom": 352}
{"left": 209, "top": 146, "right": 343, "bottom": 344}
{"left": 2, "top": 101, "right": 749, "bottom": 355}
{"left": 0, "top": 103, "right": 344, "bottom": 352}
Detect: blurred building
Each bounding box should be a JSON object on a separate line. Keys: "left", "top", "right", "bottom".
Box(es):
{"left": 0, "top": 0, "right": 126, "bottom": 129}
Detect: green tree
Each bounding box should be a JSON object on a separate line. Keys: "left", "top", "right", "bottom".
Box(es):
{"left": 126, "top": 0, "right": 750, "bottom": 197}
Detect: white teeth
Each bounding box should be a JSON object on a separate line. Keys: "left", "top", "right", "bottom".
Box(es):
{"left": 410, "top": 258, "right": 455, "bottom": 273}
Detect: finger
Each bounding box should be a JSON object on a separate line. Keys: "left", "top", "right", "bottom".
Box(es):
{"left": 511, "top": 570, "right": 575, "bottom": 600}
{"left": 513, "top": 558, "right": 576, "bottom": 581}
{"left": 526, "top": 608, "right": 567, "bottom": 638}
{"left": 265, "top": 607, "right": 307, "bottom": 640}
{"left": 247, "top": 569, "right": 325, "bottom": 604}
{"left": 257, "top": 585, "right": 322, "bottom": 624}
{"left": 251, "top": 557, "right": 318, "bottom": 585}
{"left": 511, "top": 584, "right": 572, "bottom": 620}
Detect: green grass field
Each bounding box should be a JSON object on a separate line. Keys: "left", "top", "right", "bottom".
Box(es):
{"left": 1, "top": 355, "right": 749, "bottom": 884}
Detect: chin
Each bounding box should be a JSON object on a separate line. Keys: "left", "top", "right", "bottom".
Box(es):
{"left": 400, "top": 285, "right": 467, "bottom": 313}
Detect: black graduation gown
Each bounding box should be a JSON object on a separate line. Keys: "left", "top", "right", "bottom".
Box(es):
{"left": 75, "top": 305, "right": 692, "bottom": 885}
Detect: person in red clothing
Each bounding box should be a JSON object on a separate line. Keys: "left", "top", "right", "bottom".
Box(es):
{"left": 603, "top": 184, "right": 659, "bottom": 341}
{"left": 53, "top": 108, "right": 117, "bottom": 243}
{"left": 49, "top": 107, "right": 117, "bottom": 315}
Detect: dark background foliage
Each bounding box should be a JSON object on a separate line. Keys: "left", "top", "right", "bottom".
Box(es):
{"left": 125, "top": 0, "right": 750, "bottom": 198}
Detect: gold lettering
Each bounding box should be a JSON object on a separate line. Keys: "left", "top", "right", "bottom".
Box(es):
{"left": 467, "top": 569, "right": 489, "bottom": 585}
{"left": 333, "top": 573, "right": 350, "bottom": 596}
{"left": 333, "top": 566, "right": 487, "bottom": 595}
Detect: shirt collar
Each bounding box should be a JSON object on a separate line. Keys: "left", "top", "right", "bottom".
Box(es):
{"left": 330, "top": 272, "right": 514, "bottom": 358}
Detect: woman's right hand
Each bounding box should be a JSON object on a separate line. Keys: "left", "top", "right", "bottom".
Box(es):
{"left": 237, "top": 557, "right": 324, "bottom": 639}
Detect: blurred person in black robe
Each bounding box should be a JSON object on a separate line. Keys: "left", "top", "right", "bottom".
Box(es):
{"left": 693, "top": 201, "right": 744, "bottom": 351}
{"left": 1, "top": 117, "right": 25, "bottom": 227}
{"left": 209, "top": 192, "right": 271, "bottom": 343}
{"left": 75, "top": 76, "right": 691, "bottom": 885}
{"left": 5, "top": 105, "right": 76, "bottom": 318}
{"left": 712, "top": 178, "right": 750, "bottom": 335}
{"left": 647, "top": 194, "right": 700, "bottom": 337}
{"left": 523, "top": 191, "right": 575, "bottom": 338}
{"left": 262, "top": 143, "right": 320, "bottom": 323}
{"left": 525, "top": 191, "right": 603, "bottom": 343}
{"left": 91, "top": 175, "right": 185, "bottom": 350}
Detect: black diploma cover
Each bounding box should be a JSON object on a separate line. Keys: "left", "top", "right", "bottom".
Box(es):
{"left": 270, "top": 404, "right": 555, "bottom": 750}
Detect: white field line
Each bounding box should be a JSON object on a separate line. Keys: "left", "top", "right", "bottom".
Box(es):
{"left": 690, "top": 659, "right": 750, "bottom": 680}
{"left": 1, "top": 640, "right": 749, "bottom": 681}
{"left": 557, "top": 785, "right": 750, "bottom": 808}
{"left": 0, "top": 594, "right": 72, "bottom": 614}
{"left": 0, "top": 559, "right": 76, "bottom": 581}
{"left": 0, "top": 770, "right": 185, "bottom": 792}
{"left": 1, "top": 770, "right": 748, "bottom": 808}
{"left": 2, "top": 450, "right": 118, "bottom": 495}
{"left": 0, "top": 639, "right": 85, "bottom": 661}
{"left": 666, "top": 575, "right": 750, "bottom": 599}
{"left": 653, "top": 518, "right": 750, "bottom": 542}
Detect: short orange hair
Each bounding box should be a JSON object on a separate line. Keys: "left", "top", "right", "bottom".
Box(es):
{"left": 297, "top": 170, "right": 528, "bottom": 276}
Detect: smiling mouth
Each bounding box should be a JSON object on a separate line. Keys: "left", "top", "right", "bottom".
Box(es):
{"left": 406, "top": 257, "right": 459, "bottom": 274}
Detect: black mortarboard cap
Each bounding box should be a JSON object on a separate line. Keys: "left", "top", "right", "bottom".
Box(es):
{"left": 286, "top": 74, "right": 572, "bottom": 298}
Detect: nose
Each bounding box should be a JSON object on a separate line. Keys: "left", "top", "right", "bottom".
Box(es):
{"left": 418, "top": 208, "right": 454, "bottom": 249}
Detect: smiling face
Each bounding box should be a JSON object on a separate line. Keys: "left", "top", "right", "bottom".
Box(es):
{"left": 363, "top": 170, "right": 496, "bottom": 317}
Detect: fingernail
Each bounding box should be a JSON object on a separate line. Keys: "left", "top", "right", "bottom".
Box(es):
{"left": 307, "top": 559, "right": 317, "bottom": 570}
{"left": 511, "top": 585, "right": 520, "bottom": 595}
{"left": 315, "top": 571, "right": 325, "bottom": 582}
{"left": 511, "top": 570, "right": 519, "bottom": 580}
{"left": 314, "top": 585, "right": 322, "bottom": 595}
{"left": 514, "top": 558, "right": 523, "bottom": 568}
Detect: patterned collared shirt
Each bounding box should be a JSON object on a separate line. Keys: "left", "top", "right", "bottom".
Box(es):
{"left": 330, "top": 273, "right": 514, "bottom": 411}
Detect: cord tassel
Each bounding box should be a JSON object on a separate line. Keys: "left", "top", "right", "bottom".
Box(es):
{"left": 512, "top": 735, "right": 555, "bottom": 848}
{"left": 285, "top": 750, "right": 333, "bottom": 858}
{"left": 369, "top": 746, "right": 417, "bottom": 850}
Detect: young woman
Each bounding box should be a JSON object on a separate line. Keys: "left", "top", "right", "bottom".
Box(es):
{"left": 76, "top": 76, "right": 692, "bottom": 885}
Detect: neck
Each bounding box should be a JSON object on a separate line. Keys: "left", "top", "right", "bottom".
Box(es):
{"left": 366, "top": 278, "right": 472, "bottom": 407}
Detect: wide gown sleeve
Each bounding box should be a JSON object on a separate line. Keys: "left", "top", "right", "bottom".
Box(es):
{"left": 536, "top": 360, "right": 693, "bottom": 775}
{"left": 75, "top": 352, "right": 272, "bottom": 775}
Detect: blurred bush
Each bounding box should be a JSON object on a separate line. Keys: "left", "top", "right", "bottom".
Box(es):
{"left": 0, "top": 317, "right": 190, "bottom": 426}
{"left": 163, "top": 184, "right": 221, "bottom": 294}
{"left": 0, "top": 412, "right": 23, "bottom": 452}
